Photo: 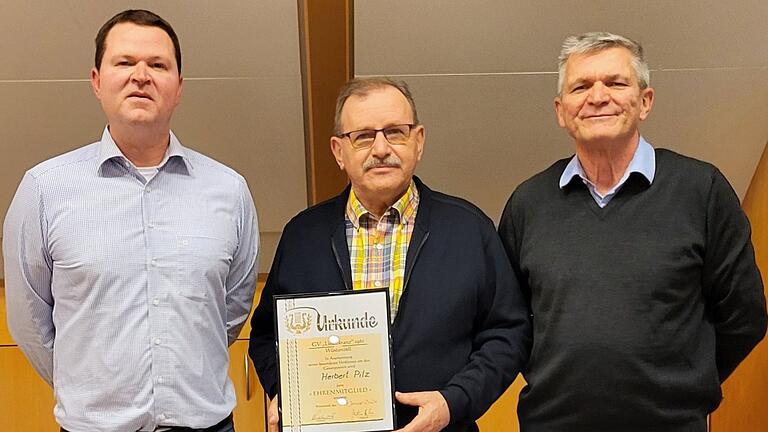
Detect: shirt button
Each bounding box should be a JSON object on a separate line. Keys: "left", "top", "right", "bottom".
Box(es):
{"left": 146, "top": 188, "right": 151, "bottom": 193}
{"left": 375, "top": 243, "right": 383, "bottom": 250}
{"left": 374, "top": 280, "right": 381, "bottom": 287}
{"left": 151, "top": 259, "right": 157, "bottom": 266}
{"left": 153, "top": 298, "right": 160, "bottom": 306}
{"left": 154, "top": 338, "right": 162, "bottom": 345}
{"left": 148, "top": 223, "right": 155, "bottom": 229}
{"left": 157, "top": 376, "right": 164, "bottom": 384}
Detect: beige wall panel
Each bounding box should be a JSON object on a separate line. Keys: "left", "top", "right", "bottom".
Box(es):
{"left": 174, "top": 77, "right": 308, "bottom": 234}
{"left": 355, "top": 0, "right": 768, "bottom": 75}
{"left": 404, "top": 67, "right": 767, "bottom": 221}
{"left": 406, "top": 74, "right": 569, "bottom": 221}
{"left": 0, "top": 1, "right": 300, "bottom": 80}
{"left": 642, "top": 68, "right": 768, "bottom": 199}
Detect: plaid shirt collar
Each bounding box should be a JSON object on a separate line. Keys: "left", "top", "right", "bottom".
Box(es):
{"left": 346, "top": 180, "right": 419, "bottom": 229}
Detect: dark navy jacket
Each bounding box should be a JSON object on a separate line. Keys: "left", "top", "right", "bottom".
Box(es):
{"left": 249, "top": 177, "right": 531, "bottom": 431}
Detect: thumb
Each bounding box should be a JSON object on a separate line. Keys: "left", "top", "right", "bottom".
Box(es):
{"left": 268, "top": 396, "right": 280, "bottom": 423}
{"left": 395, "top": 391, "right": 423, "bottom": 406}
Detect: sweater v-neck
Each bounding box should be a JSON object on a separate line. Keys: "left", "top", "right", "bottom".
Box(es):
{"left": 568, "top": 173, "right": 651, "bottom": 220}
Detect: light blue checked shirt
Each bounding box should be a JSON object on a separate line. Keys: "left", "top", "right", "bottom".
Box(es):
{"left": 3, "top": 127, "right": 259, "bottom": 432}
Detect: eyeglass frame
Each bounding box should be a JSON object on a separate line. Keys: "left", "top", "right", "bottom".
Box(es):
{"left": 336, "top": 123, "right": 419, "bottom": 150}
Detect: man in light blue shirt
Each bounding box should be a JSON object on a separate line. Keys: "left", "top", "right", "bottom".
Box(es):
{"left": 2, "top": 9, "right": 258, "bottom": 432}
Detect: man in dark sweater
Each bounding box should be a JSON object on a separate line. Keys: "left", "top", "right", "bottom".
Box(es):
{"left": 251, "top": 77, "right": 531, "bottom": 431}
{"left": 499, "top": 32, "right": 767, "bottom": 431}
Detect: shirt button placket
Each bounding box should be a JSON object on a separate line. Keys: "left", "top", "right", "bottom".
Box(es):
{"left": 144, "top": 184, "right": 167, "bottom": 413}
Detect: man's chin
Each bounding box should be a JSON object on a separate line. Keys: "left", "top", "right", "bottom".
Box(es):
{"left": 361, "top": 175, "right": 408, "bottom": 192}
{"left": 575, "top": 129, "right": 637, "bottom": 147}
{"left": 120, "top": 112, "right": 161, "bottom": 125}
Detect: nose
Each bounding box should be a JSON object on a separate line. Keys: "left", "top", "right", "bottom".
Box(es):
{"left": 131, "top": 62, "right": 151, "bottom": 85}
{"left": 370, "top": 130, "right": 392, "bottom": 158}
{"left": 586, "top": 81, "right": 609, "bottom": 104}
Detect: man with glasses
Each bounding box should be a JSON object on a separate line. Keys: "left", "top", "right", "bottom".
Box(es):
{"left": 249, "top": 77, "right": 531, "bottom": 432}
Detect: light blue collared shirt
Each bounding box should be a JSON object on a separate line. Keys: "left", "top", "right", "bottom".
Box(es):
{"left": 559, "top": 136, "right": 656, "bottom": 207}
{"left": 3, "top": 127, "right": 259, "bottom": 431}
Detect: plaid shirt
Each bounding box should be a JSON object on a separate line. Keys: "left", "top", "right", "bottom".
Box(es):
{"left": 345, "top": 182, "right": 419, "bottom": 319}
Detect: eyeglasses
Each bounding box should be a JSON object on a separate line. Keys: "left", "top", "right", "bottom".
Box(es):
{"left": 338, "top": 124, "right": 416, "bottom": 149}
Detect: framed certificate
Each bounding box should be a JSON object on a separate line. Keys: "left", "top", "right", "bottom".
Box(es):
{"left": 274, "top": 289, "right": 396, "bottom": 432}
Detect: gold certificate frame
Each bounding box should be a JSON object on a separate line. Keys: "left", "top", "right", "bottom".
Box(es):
{"left": 274, "top": 289, "right": 396, "bottom": 432}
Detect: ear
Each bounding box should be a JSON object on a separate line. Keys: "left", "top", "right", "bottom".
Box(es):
{"left": 330, "top": 136, "right": 345, "bottom": 170}
{"left": 554, "top": 96, "right": 566, "bottom": 128}
{"left": 90, "top": 67, "right": 102, "bottom": 99}
{"left": 413, "top": 125, "right": 425, "bottom": 162}
{"left": 638, "top": 86, "right": 654, "bottom": 121}
{"left": 174, "top": 75, "right": 184, "bottom": 107}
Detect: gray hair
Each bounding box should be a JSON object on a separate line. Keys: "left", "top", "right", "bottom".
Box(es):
{"left": 557, "top": 32, "right": 649, "bottom": 94}
{"left": 333, "top": 77, "right": 419, "bottom": 135}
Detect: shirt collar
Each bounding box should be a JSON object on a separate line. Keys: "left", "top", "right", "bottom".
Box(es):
{"left": 559, "top": 136, "right": 656, "bottom": 189}
{"left": 96, "top": 126, "right": 192, "bottom": 174}
{"left": 346, "top": 180, "right": 419, "bottom": 229}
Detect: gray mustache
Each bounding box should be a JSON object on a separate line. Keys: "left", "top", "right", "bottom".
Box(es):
{"left": 363, "top": 156, "right": 401, "bottom": 171}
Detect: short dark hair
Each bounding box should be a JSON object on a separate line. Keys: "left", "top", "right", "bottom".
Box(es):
{"left": 94, "top": 9, "right": 182, "bottom": 74}
{"left": 334, "top": 77, "right": 419, "bottom": 135}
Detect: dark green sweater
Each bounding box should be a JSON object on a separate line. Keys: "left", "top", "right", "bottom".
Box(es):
{"left": 499, "top": 149, "right": 767, "bottom": 432}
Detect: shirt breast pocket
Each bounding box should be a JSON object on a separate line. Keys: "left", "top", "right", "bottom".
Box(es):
{"left": 175, "top": 235, "right": 235, "bottom": 302}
